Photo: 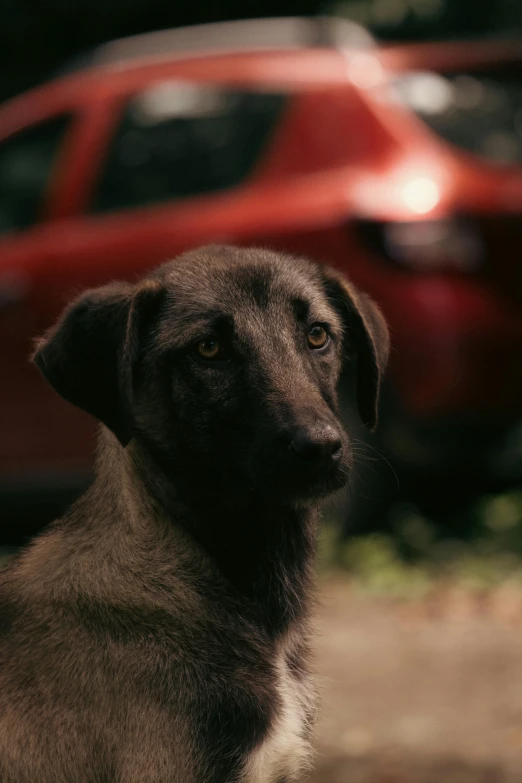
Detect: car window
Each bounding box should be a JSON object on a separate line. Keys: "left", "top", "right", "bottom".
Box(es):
{"left": 392, "top": 67, "right": 522, "bottom": 167}
{"left": 91, "top": 84, "right": 286, "bottom": 213}
{"left": 0, "top": 115, "right": 71, "bottom": 236}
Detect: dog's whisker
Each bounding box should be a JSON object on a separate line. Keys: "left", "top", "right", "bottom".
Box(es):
{"left": 351, "top": 438, "right": 400, "bottom": 491}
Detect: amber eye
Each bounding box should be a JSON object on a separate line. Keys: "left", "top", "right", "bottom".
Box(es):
{"left": 196, "top": 338, "right": 221, "bottom": 359}
{"left": 307, "top": 324, "right": 329, "bottom": 349}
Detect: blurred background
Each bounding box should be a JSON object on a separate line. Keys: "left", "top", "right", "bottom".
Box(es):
{"left": 1, "top": 1, "right": 522, "bottom": 780}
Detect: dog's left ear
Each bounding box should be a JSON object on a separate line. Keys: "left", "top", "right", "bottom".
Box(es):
{"left": 323, "top": 266, "right": 390, "bottom": 430}
{"left": 32, "top": 278, "right": 162, "bottom": 447}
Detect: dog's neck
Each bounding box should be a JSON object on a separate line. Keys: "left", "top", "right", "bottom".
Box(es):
{"left": 95, "top": 429, "right": 318, "bottom": 638}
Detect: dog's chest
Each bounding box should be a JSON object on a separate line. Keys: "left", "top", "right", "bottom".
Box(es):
{"left": 242, "top": 643, "right": 313, "bottom": 783}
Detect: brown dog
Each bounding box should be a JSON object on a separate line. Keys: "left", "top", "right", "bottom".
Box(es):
{"left": 0, "top": 246, "right": 389, "bottom": 783}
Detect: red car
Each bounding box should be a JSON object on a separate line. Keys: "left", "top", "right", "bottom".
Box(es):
{"left": 1, "top": 18, "right": 521, "bottom": 533}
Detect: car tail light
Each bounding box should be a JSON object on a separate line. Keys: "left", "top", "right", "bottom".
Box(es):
{"left": 400, "top": 177, "right": 441, "bottom": 215}
{"left": 356, "top": 218, "right": 484, "bottom": 272}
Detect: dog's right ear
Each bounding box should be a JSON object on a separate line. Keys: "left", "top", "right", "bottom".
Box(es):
{"left": 32, "top": 279, "right": 162, "bottom": 447}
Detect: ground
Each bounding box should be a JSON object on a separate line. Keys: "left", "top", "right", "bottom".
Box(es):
{"left": 309, "top": 577, "right": 522, "bottom": 783}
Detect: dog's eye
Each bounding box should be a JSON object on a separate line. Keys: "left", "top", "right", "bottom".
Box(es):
{"left": 196, "top": 338, "right": 221, "bottom": 359}
{"left": 307, "top": 324, "right": 329, "bottom": 350}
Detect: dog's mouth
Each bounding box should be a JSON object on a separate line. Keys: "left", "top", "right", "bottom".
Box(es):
{"left": 254, "top": 452, "right": 350, "bottom": 504}
{"left": 291, "top": 461, "right": 349, "bottom": 501}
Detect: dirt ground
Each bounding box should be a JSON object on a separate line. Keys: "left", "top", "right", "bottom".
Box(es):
{"left": 308, "top": 577, "right": 522, "bottom": 783}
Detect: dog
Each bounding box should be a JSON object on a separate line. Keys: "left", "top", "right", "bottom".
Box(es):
{"left": 0, "top": 245, "right": 389, "bottom": 783}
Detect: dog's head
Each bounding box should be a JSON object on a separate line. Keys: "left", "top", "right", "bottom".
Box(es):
{"left": 33, "top": 246, "right": 389, "bottom": 507}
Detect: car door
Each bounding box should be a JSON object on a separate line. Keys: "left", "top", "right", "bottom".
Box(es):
{"left": 62, "top": 81, "right": 289, "bottom": 272}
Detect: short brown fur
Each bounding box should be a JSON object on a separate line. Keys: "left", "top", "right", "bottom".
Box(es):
{"left": 0, "top": 246, "right": 389, "bottom": 783}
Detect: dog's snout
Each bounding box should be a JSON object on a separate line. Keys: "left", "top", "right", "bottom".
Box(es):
{"left": 289, "top": 424, "right": 343, "bottom": 464}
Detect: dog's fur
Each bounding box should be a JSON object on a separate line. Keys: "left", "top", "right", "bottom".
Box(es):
{"left": 0, "top": 246, "right": 389, "bottom": 783}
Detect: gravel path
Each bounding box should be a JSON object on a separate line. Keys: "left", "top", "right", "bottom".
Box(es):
{"left": 309, "top": 577, "right": 522, "bottom": 782}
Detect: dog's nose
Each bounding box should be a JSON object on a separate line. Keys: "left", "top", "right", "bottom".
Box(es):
{"left": 289, "top": 425, "right": 343, "bottom": 464}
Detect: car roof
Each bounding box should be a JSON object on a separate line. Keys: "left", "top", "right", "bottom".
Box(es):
{"left": 65, "top": 16, "right": 375, "bottom": 73}
{"left": 0, "top": 17, "right": 378, "bottom": 132}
